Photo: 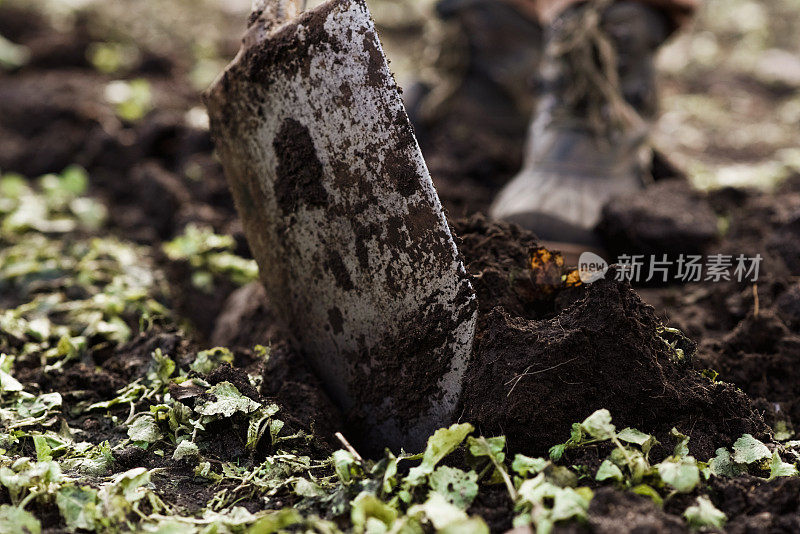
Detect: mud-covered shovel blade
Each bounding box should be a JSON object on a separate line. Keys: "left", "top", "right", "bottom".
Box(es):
{"left": 204, "top": 0, "right": 477, "bottom": 453}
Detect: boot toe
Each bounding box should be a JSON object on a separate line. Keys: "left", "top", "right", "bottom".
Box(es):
{"left": 490, "top": 169, "right": 643, "bottom": 246}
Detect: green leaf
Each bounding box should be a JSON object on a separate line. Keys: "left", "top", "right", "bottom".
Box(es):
{"left": 106, "top": 467, "right": 151, "bottom": 503}
{"left": 512, "top": 454, "right": 548, "bottom": 477}
{"left": 246, "top": 509, "right": 302, "bottom": 534}
{"left": 87, "top": 42, "right": 129, "bottom": 74}
{"left": 269, "top": 418, "right": 284, "bottom": 444}
{"left": 630, "top": 484, "right": 663, "bottom": 506}
{"left": 190, "top": 347, "right": 234, "bottom": 375}
{"left": 467, "top": 435, "right": 506, "bottom": 462}
{"left": 194, "top": 382, "right": 261, "bottom": 418}
{"left": 408, "top": 492, "right": 467, "bottom": 530}
{"left": 517, "top": 473, "right": 557, "bottom": 506}
{"left": 148, "top": 349, "right": 176, "bottom": 385}
{"left": 56, "top": 486, "right": 100, "bottom": 532}
{"left": 173, "top": 440, "right": 200, "bottom": 461}
{"left": 127, "top": 414, "right": 162, "bottom": 444}
{"left": 59, "top": 166, "right": 89, "bottom": 196}
{"left": 243, "top": 405, "right": 280, "bottom": 450}
{"left": 657, "top": 457, "right": 700, "bottom": 493}
{"left": 194, "top": 462, "right": 220, "bottom": 481}
{"left": 60, "top": 442, "right": 114, "bottom": 476}
{"left": 429, "top": 466, "right": 479, "bottom": 509}
{"left": 382, "top": 453, "right": 399, "bottom": 494}
{"left": 618, "top": 428, "right": 657, "bottom": 454}
{"left": 547, "top": 465, "right": 579, "bottom": 488}
{"left": 768, "top": 451, "right": 798, "bottom": 480}
{"left": 106, "top": 79, "right": 153, "bottom": 122}
{"left": 32, "top": 435, "right": 52, "bottom": 462}
{"left": 0, "top": 504, "right": 40, "bottom": 534}
{"left": 0, "top": 173, "right": 28, "bottom": 199}
{"left": 351, "top": 492, "right": 398, "bottom": 532}
{"left": 774, "top": 420, "right": 794, "bottom": 442}
{"left": 293, "top": 478, "right": 324, "bottom": 498}
{"left": 549, "top": 444, "right": 567, "bottom": 462}
{"left": 671, "top": 428, "right": 690, "bottom": 459}
{"left": 207, "top": 253, "right": 259, "bottom": 285}
{"left": 406, "top": 423, "right": 473, "bottom": 485}
{"left": 140, "top": 521, "right": 195, "bottom": 534}
{"left": 518, "top": 474, "right": 591, "bottom": 531}
{"left": 684, "top": 496, "right": 726, "bottom": 529}
{"left": 569, "top": 423, "right": 585, "bottom": 443}
{"left": 0, "top": 460, "right": 63, "bottom": 504}
{"left": 333, "top": 449, "right": 358, "bottom": 484}
{"left": 595, "top": 459, "right": 624, "bottom": 482}
{"left": 550, "top": 487, "right": 592, "bottom": 523}
{"left": 609, "top": 447, "right": 650, "bottom": 484}
{"left": 0, "top": 368, "right": 23, "bottom": 393}
{"left": 69, "top": 197, "right": 106, "bottom": 230}
{"left": 163, "top": 224, "right": 235, "bottom": 259}
{"left": 439, "top": 517, "right": 489, "bottom": 534}
{"left": 13, "top": 392, "right": 62, "bottom": 421}
{"left": 580, "top": 409, "right": 616, "bottom": 440}
{"left": 709, "top": 448, "right": 746, "bottom": 478}
{"left": 0, "top": 34, "right": 30, "bottom": 70}
{"left": 732, "top": 434, "right": 771, "bottom": 465}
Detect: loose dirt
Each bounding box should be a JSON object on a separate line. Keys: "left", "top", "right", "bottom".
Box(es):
{"left": 3, "top": 2, "right": 800, "bottom": 530}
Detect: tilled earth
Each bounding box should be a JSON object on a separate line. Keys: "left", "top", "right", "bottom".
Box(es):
{"left": 2, "top": 3, "right": 800, "bottom": 533}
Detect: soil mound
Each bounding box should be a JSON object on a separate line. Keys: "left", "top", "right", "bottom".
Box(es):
{"left": 598, "top": 179, "right": 719, "bottom": 259}
{"left": 702, "top": 311, "right": 800, "bottom": 430}
{"left": 461, "top": 272, "right": 768, "bottom": 459}
{"left": 213, "top": 216, "right": 767, "bottom": 459}
{"left": 710, "top": 475, "right": 800, "bottom": 532}
{"left": 584, "top": 488, "right": 687, "bottom": 533}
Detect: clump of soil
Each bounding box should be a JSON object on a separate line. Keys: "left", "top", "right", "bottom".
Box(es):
{"left": 451, "top": 215, "right": 568, "bottom": 320}
{"left": 701, "top": 311, "right": 800, "bottom": 431}
{"left": 460, "top": 270, "right": 767, "bottom": 459}
{"left": 709, "top": 475, "right": 800, "bottom": 532}
{"left": 598, "top": 179, "right": 719, "bottom": 259}
{"left": 583, "top": 488, "right": 687, "bottom": 533}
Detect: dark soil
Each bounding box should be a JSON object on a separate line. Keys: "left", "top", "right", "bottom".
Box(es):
{"left": 451, "top": 216, "right": 568, "bottom": 320}
{"left": 461, "top": 272, "right": 768, "bottom": 460}
{"left": 580, "top": 488, "right": 687, "bottom": 533}
{"left": 211, "top": 282, "right": 346, "bottom": 447}
{"left": 204, "top": 169, "right": 800, "bottom": 528}
{"left": 4, "top": 2, "right": 800, "bottom": 531}
{"left": 598, "top": 178, "right": 720, "bottom": 260}
{"left": 708, "top": 475, "right": 800, "bottom": 532}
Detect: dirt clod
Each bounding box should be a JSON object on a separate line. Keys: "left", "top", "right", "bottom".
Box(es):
{"left": 598, "top": 179, "right": 719, "bottom": 260}
{"left": 273, "top": 118, "right": 329, "bottom": 215}
{"left": 461, "top": 272, "right": 768, "bottom": 459}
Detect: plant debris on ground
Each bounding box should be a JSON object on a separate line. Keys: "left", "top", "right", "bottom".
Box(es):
{"left": 2, "top": 1, "right": 800, "bottom": 533}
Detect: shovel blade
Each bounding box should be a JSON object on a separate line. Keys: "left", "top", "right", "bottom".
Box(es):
{"left": 205, "top": 0, "right": 477, "bottom": 453}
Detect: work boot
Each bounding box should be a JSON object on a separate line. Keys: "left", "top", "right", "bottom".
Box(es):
{"left": 490, "top": 0, "right": 671, "bottom": 249}
{"left": 407, "top": 0, "right": 544, "bottom": 212}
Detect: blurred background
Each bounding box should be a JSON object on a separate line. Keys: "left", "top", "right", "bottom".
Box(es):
{"left": 1, "top": 0, "right": 798, "bottom": 191}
